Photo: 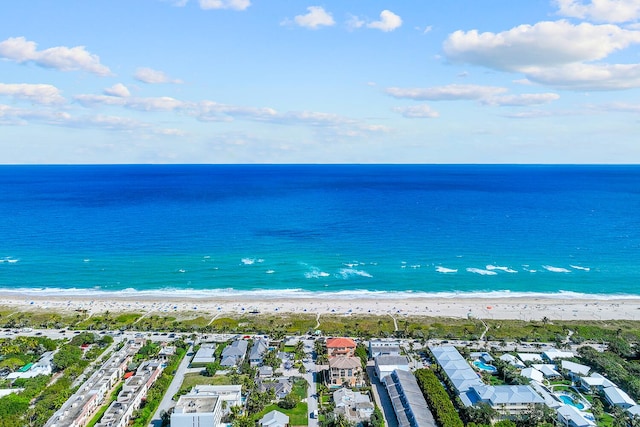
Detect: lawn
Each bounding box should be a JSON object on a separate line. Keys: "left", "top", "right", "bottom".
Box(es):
{"left": 179, "top": 373, "right": 234, "bottom": 394}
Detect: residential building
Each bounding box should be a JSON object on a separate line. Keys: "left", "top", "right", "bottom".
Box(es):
{"left": 561, "top": 360, "right": 591, "bottom": 381}
{"left": 258, "top": 378, "right": 293, "bottom": 399}
{"left": 531, "top": 364, "right": 562, "bottom": 379}
{"left": 250, "top": 338, "right": 269, "bottom": 366}
{"left": 326, "top": 337, "right": 357, "bottom": 358}
{"left": 172, "top": 385, "right": 243, "bottom": 427}
{"left": 333, "top": 387, "right": 375, "bottom": 424}
{"left": 517, "top": 353, "right": 543, "bottom": 363}
{"left": 95, "top": 361, "right": 163, "bottom": 427}
{"left": 464, "top": 384, "right": 545, "bottom": 416}
{"left": 520, "top": 367, "right": 544, "bottom": 384}
{"left": 45, "top": 343, "right": 133, "bottom": 427}
{"left": 556, "top": 405, "right": 596, "bottom": 427}
{"left": 368, "top": 339, "right": 401, "bottom": 359}
{"left": 220, "top": 340, "right": 248, "bottom": 367}
{"left": 258, "top": 366, "right": 273, "bottom": 378}
{"left": 384, "top": 369, "right": 436, "bottom": 427}
{"left": 259, "top": 410, "right": 289, "bottom": 427}
{"left": 192, "top": 343, "right": 216, "bottom": 367}
{"left": 603, "top": 386, "right": 636, "bottom": 409}
{"left": 328, "top": 356, "right": 363, "bottom": 388}
{"left": 499, "top": 354, "right": 525, "bottom": 369}
{"left": 542, "top": 349, "right": 575, "bottom": 361}
{"left": 172, "top": 395, "right": 221, "bottom": 427}
{"left": 375, "top": 355, "right": 410, "bottom": 381}
{"left": 579, "top": 373, "right": 615, "bottom": 393}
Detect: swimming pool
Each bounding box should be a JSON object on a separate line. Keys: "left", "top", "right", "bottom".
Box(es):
{"left": 557, "top": 393, "right": 586, "bottom": 410}
{"left": 473, "top": 360, "right": 498, "bottom": 373}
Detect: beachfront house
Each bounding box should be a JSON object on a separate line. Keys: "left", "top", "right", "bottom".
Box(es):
{"left": 328, "top": 356, "right": 363, "bottom": 388}
{"left": 326, "top": 337, "right": 357, "bottom": 358}
{"left": 220, "top": 340, "right": 248, "bottom": 367}
{"left": 368, "top": 339, "right": 401, "bottom": 359}
{"left": 531, "top": 364, "right": 562, "bottom": 379}
{"left": 258, "top": 378, "right": 293, "bottom": 400}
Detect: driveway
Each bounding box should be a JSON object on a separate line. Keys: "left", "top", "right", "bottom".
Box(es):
{"left": 366, "top": 365, "right": 398, "bottom": 427}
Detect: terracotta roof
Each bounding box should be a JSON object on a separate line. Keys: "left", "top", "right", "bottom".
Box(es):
{"left": 326, "top": 337, "right": 356, "bottom": 348}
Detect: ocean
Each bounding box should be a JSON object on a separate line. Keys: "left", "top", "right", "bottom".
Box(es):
{"left": 0, "top": 164, "right": 639, "bottom": 300}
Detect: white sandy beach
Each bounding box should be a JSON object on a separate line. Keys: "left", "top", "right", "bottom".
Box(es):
{"left": 2, "top": 293, "right": 640, "bottom": 322}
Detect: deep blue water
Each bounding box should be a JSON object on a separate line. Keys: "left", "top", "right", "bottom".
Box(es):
{"left": 0, "top": 164, "right": 639, "bottom": 298}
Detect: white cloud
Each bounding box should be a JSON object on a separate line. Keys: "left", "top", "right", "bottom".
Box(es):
{"left": 103, "top": 83, "right": 131, "bottom": 98}
{"left": 443, "top": 21, "right": 640, "bottom": 72}
{"left": 602, "top": 101, "right": 640, "bottom": 112}
{"left": 392, "top": 104, "right": 440, "bottom": 118}
{"left": 482, "top": 93, "right": 561, "bottom": 106}
{"left": 386, "top": 84, "right": 507, "bottom": 100}
{"left": 525, "top": 62, "right": 640, "bottom": 89}
{"left": 555, "top": 0, "right": 640, "bottom": 23}
{"left": 134, "top": 67, "right": 183, "bottom": 84}
{"left": 198, "top": 0, "right": 250, "bottom": 10}
{"left": 75, "top": 94, "right": 185, "bottom": 112}
{"left": 293, "top": 6, "right": 335, "bottom": 29}
{"left": 346, "top": 15, "right": 365, "bottom": 31}
{"left": 0, "top": 83, "right": 66, "bottom": 104}
{"left": 367, "top": 10, "right": 402, "bottom": 32}
{"left": 0, "top": 37, "right": 111, "bottom": 76}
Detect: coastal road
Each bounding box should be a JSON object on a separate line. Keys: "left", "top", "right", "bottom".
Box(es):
{"left": 149, "top": 344, "right": 193, "bottom": 427}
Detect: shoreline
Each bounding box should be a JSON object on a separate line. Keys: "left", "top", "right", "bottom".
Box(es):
{"left": 2, "top": 292, "right": 640, "bottom": 321}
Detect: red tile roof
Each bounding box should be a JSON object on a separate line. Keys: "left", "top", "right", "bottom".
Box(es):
{"left": 326, "top": 337, "right": 356, "bottom": 348}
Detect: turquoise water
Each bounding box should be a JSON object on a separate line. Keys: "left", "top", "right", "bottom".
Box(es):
{"left": 1, "top": 165, "right": 639, "bottom": 299}
{"left": 558, "top": 394, "right": 585, "bottom": 410}
{"left": 473, "top": 360, "right": 497, "bottom": 373}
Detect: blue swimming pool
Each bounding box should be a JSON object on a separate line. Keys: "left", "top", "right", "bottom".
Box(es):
{"left": 558, "top": 394, "right": 585, "bottom": 410}
{"left": 473, "top": 360, "right": 497, "bottom": 373}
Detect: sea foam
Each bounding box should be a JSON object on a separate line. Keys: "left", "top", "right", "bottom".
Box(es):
{"left": 543, "top": 265, "right": 571, "bottom": 273}
{"left": 467, "top": 268, "right": 498, "bottom": 276}
{"left": 436, "top": 266, "right": 457, "bottom": 273}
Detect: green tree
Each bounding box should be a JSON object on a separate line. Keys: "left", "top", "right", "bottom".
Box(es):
{"left": 278, "top": 393, "right": 298, "bottom": 410}
{"left": 52, "top": 344, "right": 82, "bottom": 370}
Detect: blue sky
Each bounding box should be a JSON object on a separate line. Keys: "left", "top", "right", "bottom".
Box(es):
{"left": 1, "top": 0, "right": 640, "bottom": 163}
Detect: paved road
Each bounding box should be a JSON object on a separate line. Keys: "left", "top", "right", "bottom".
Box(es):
{"left": 367, "top": 365, "right": 398, "bottom": 427}
{"left": 303, "top": 361, "right": 318, "bottom": 427}
{"left": 148, "top": 344, "right": 193, "bottom": 427}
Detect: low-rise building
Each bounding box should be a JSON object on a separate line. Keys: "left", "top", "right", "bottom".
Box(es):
{"left": 384, "top": 369, "right": 436, "bottom": 427}
{"left": 579, "top": 373, "right": 615, "bottom": 393}
{"left": 368, "top": 339, "right": 401, "bottom": 359}
{"left": 603, "top": 386, "right": 636, "bottom": 409}
{"left": 556, "top": 405, "right": 596, "bottom": 427}
{"left": 499, "top": 354, "right": 525, "bottom": 369}
{"left": 259, "top": 410, "right": 289, "bottom": 427}
{"left": 542, "top": 349, "right": 575, "bottom": 361}
{"left": 375, "top": 355, "right": 410, "bottom": 381}
{"left": 95, "top": 361, "right": 163, "bottom": 427}
{"left": 561, "top": 361, "right": 591, "bottom": 381}
{"left": 171, "top": 385, "right": 243, "bottom": 427}
{"left": 333, "top": 387, "right": 375, "bottom": 424}
{"left": 220, "top": 340, "right": 248, "bottom": 367}
{"left": 192, "top": 343, "right": 216, "bottom": 367}
{"left": 250, "top": 338, "right": 269, "bottom": 366}
{"left": 465, "top": 384, "right": 545, "bottom": 417}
